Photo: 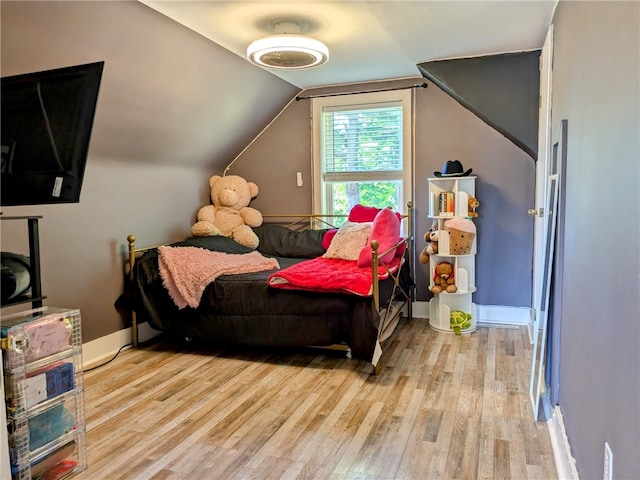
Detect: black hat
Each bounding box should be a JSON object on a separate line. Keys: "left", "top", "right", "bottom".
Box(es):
{"left": 434, "top": 160, "right": 473, "bottom": 177}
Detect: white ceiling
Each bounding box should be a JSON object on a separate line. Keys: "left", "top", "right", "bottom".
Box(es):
{"left": 140, "top": 0, "right": 557, "bottom": 89}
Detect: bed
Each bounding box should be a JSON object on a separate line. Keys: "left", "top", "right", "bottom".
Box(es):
{"left": 117, "top": 203, "right": 415, "bottom": 374}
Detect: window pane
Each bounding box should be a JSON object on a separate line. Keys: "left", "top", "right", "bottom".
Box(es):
{"left": 329, "top": 180, "right": 401, "bottom": 220}
{"left": 322, "top": 105, "right": 403, "bottom": 174}
{"left": 312, "top": 89, "right": 411, "bottom": 218}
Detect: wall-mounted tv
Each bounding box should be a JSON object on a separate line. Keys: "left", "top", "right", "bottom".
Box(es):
{"left": 1, "top": 61, "right": 104, "bottom": 207}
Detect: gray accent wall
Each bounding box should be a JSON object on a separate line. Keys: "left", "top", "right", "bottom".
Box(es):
{"left": 418, "top": 51, "right": 541, "bottom": 159}
{"left": 1, "top": 3, "right": 535, "bottom": 338}
{"left": 0, "top": 1, "right": 298, "bottom": 341}
{"left": 232, "top": 78, "right": 535, "bottom": 307}
{"left": 551, "top": 2, "right": 639, "bottom": 479}
{"left": 2, "top": 2, "right": 637, "bottom": 478}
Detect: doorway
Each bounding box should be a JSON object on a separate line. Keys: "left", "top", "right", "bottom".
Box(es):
{"left": 529, "top": 25, "right": 561, "bottom": 420}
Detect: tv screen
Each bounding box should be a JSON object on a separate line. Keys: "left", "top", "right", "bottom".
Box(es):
{"left": 1, "top": 61, "right": 104, "bottom": 206}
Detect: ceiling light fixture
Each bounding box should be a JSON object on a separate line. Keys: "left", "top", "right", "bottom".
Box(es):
{"left": 247, "top": 21, "right": 329, "bottom": 70}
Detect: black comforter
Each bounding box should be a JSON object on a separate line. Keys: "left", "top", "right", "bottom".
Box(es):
{"left": 118, "top": 225, "right": 411, "bottom": 361}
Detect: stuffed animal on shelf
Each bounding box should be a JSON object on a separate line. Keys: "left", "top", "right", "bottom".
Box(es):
{"left": 468, "top": 196, "right": 480, "bottom": 218}
{"left": 430, "top": 261, "right": 457, "bottom": 294}
{"left": 191, "top": 174, "right": 263, "bottom": 249}
{"left": 419, "top": 221, "right": 439, "bottom": 264}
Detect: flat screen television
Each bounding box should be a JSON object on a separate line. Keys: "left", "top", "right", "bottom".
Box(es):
{"left": 1, "top": 61, "right": 104, "bottom": 206}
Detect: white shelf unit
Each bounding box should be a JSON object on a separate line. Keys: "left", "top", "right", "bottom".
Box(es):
{"left": 1, "top": 307, "right": 87, "bottom": 480}
{"left": 427, "top": 176, "right": 478, "bottom": 334}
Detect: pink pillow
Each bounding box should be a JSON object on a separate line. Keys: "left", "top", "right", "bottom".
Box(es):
{"left": 322, "top": 229, "right": 338, "bottom": 250}
{"left": 348, "top": 204, "right": 403, "bottom": 223}
{"left": 349, "top": 204, "right": 382, "bottom": 222}
{"left": 357, "top": 207, "right": 401, "bottom": 267}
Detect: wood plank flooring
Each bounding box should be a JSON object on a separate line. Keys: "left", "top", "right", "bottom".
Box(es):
{"left": 75, "top": 318, "right": 557, "bottom": 479}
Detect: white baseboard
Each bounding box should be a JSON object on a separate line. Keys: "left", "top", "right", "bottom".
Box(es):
{"left": 412, "top": 301, "right": 531, "bottom": 327}
{"left": 412, "top": 301, "right": 429, "bottom": 319}
{"left": 84, "top": 304, "right": 531, "bottom": 368}
{"left": 82, "top": 323, "right": 160, "bottom": 369}
{"left": 545, "top": 401, "right": 580, "bottom": 480}
{"left": 476, "top": 304, "right": 531, "bottom": 326}
{"left": 87, "top": 306, "right": 438, "bottom": 368}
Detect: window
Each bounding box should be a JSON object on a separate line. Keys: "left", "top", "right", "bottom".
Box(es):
{"left": 312, "top": 90, "right": 412, "bottom": 221}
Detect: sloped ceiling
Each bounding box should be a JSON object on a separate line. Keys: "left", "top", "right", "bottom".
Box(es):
{"left": 137, "top": 0, "right": 556, "bottom": 161}
{"left": 1, "top": 0, "right": 557, "bottom": 175}
{"left": 140, "top": 1, "right": 557, "bottom": 89}
{"left": 0, "top": 1, "right": 300, "bottom": 171}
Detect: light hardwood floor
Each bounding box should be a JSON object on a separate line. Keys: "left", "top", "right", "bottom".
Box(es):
{"left": 76, "top": 317, "right": 557, "bottom": 480}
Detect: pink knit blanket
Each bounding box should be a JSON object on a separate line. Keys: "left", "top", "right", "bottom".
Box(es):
{"left": 158, "top": 246, "right": 279, "bottom": 309}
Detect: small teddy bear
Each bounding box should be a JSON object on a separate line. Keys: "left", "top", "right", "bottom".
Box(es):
{"left": 419, "top": 221, "right": 439, "bottom": 264}
{"left": 468, "top": 196, "right": 479, "bottom": 218}
{"left": 430, "top": 261, "right": 457, "bottom": 294}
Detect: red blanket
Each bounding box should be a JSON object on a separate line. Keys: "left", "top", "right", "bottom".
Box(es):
{"left": 267, "top": 255, "right": 402, "bottom": 296}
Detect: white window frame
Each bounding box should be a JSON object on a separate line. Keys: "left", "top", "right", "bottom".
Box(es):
{"left": 311, "top": 89, "right": 413, "bottom": 218}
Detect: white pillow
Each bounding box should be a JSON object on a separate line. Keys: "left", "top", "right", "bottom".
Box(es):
{"left": 323, "top": 221, "right": 372, "bottom": 261}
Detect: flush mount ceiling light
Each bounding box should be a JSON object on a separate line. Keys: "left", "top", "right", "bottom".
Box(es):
{"left": 247, "top": 21, "right": 329, "bottom": 69}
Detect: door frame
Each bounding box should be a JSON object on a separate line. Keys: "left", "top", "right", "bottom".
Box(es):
{"left": 531, "top": 25, "right": 554, "bottom": 340}
{"left": 529, "top": 25, "right": 555, "bottom": 419}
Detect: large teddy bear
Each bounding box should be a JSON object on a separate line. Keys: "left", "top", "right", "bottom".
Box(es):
{"left": 191, "top": 174, "right": 263, "bottom": 249}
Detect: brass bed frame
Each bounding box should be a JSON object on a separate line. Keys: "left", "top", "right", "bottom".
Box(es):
{"left": 125, "top": 202, "right": 414, "bottom": 374}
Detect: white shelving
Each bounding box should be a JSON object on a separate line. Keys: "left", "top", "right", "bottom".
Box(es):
{"left": 427, "top": 176, "right": 478, "bottom": 334}
{"left": 1, "top": 307, "right": 87, "bottom": 480}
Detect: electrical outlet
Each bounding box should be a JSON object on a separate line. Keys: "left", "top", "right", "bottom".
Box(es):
{"left": 604, "top": 442, "right": 613, "bottom": 480}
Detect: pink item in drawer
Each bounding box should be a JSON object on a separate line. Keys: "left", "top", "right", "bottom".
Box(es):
{"left": 23, "top": 315, "right": 72, "bottom": 363}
